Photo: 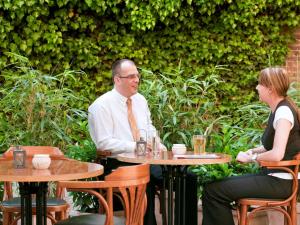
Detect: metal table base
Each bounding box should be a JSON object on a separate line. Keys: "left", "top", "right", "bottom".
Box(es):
{"left": 161, "top": 165, "right": 191, "bottom": 225}
{"left": 19, "top": 182, "right": 48, "bottom": 225}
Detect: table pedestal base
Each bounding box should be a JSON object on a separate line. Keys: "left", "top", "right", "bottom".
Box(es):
{"left": 161, "top": 165, "right": 190, "bottom": 225}
{"left": 19, "top": 182, "right": 48, "bottom": 225}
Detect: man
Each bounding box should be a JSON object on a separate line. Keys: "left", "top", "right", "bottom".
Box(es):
{"left": 88, "top": 59, "right": 159, "bottom": 170}
{"left": 88, "top": 59, "right": 198, "bottom": 225}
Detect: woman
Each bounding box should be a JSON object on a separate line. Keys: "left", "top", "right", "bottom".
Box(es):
{"left": 202, "top": 67, "right": 300, "bottom": 225}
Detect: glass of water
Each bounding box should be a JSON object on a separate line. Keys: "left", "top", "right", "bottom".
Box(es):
{"left": 147, "top": 129, "right": 160, "bottom": 158}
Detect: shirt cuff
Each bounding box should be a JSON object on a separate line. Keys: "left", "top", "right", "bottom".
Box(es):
{"left": 125, "top": 141, "right": 136, "bottom": 152}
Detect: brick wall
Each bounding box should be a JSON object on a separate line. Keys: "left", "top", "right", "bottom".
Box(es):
{"left": 284, "top": 28, "right": 300, "bottom": 83}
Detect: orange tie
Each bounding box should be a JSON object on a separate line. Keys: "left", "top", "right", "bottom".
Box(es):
{"left": 127, "top": 98, "right": 140, "bottom": 141}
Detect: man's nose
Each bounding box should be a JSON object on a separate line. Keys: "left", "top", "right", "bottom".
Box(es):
{"left": 134, "top": 75, "right": 139, "bottom": 83}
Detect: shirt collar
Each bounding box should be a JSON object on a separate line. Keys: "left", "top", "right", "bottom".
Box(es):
{"left": 112, "top": 88, "right": 136, "bottom": 105}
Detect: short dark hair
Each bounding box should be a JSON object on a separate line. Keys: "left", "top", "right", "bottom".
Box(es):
{"left": 112, "top": 59, "right": 136, "bottom": 77}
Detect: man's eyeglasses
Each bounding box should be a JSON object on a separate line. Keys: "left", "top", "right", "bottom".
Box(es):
{"left": 117, "top": 73, "right": 141, "bottom": 79}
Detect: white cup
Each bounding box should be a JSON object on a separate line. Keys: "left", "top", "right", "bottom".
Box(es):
{"left": 172, "top": 144, "right": 187, "bottom": 155}
{"left": 172, "top": 144, "right": 186, "bottom": 148}
{"left": 32, "top": 154, "right": 51, "bottom": 170}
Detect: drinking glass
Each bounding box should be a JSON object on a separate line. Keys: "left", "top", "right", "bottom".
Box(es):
{"left": 192, "top": 135, "right": 206, "bottom": 154}
{"left": 147, "top": 129, "right": 160, "bottom": 157}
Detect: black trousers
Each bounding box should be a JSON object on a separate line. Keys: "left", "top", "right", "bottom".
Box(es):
{"left": 102, "top": 158, "right": 198, "bottom": 225}
{"left": 201, "top": 173, "right": 293, "bottom": 225}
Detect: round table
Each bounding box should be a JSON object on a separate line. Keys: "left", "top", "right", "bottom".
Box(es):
{"left": 117, "top": 151, "right": 231, "bottom": 165}
{"left": 0, "top": 158, "right": 103, "bottom": 225}
{"left": 117, "top": 151, "right": 231, "bottom": 225}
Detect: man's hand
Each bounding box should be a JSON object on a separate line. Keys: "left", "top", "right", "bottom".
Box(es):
{"left": 146, "top": 143, "right": 167, "bottom": 152}
{"left": 146, "top": 142, "right": 152, "bottom": 152}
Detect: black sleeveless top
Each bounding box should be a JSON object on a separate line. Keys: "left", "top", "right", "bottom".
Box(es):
{"left": 261, "top": 99, "right": 300, "bottom": 160}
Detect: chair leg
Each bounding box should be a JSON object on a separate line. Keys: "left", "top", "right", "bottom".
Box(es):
{"left": 62, "top": 210, "right": 68, "bottom": 219}
{"left": 46, "top": 213, "right": 57, "bottom": 225}
{"left": 62, "top": 210, "right": 68, "bottom": 220}
{"left": 55, "top": 210, "right": 68, "bottom": 222}
{"left": 11, "top": 215, "right": 21, "bottom": 225}
{"left": 239, "top": 205, "right": 248, "bottom": 225}
{"left": 55, "top": 211, "right": 62, "bottom": 220}
{"left": 3, "top": 212, "right": 12, "bottom": 225}
{"left": 290, "top": 200, "right": 297, "bottom": 225}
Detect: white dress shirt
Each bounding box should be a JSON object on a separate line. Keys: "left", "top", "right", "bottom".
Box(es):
{"left": 88, "top": 88, "right": 156, "bottom": 155}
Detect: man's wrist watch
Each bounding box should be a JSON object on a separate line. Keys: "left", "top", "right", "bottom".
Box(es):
{"left": 251, "top": 153, "right": 258, "bottom": 161}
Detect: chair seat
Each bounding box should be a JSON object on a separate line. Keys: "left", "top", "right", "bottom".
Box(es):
{"left": 1, "top": 197, "right": 67, "bottom": 208}
{"left": 55, "top": 214, "right": 125, "bottom": 225}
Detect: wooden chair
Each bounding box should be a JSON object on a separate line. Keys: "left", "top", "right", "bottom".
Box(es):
{"left": 0, "top": 146, "right": 69, "bottom": 225}
{"left": 54, "top": 163, "right": 150, "bottom": 225}
{"left": 96, "top": 148, "right": 167, "bottom": 224}
{"left": 1, "top": 146, "right": 65, "bottom": 160}
{"left": 237, "top": 153, "right": 300, "bottom": 225}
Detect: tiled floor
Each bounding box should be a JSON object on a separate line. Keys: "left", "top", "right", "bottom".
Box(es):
{"left": 154, "top": 197, "right": 269, "bottom": 225}
{"left": 13, "top": 194, "right": 294, "bottom": 225}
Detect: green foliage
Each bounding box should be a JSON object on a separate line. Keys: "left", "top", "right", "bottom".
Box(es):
{"left": 1, "top": 0, "right": 300, "bottom": 201}
{"left": 0, "top": 54, "right": 87, "bottom": 151}
{"left": 140, "top": 64, "right": 228, "bottom": 149}
{"left": 66, "top": 139, "right": 96, "bottom": 162}
{"left": 66, "top": 138, "right": 98, "bottom": 212}
{"left": 140, "top": 65, "right": 264, "bottom": 197}
{"left": 0, "top": 0, "right": 299, "bottom": 111}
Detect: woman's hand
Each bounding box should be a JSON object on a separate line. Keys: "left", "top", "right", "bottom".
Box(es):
{"left": 244, "top": 149, "right": 253, "bottom": 156}
{"left": 236, "top": 151, "right": 253, "bottom": 163}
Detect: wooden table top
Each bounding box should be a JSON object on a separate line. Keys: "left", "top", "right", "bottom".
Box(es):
{"left": 0, "top": 158, "right": 103, "bottom": 182}
{"left": 117, "top": 151, "right": 231, "bottom": 165}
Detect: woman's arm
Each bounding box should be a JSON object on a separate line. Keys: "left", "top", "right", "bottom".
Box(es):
{"left": 236, "top": 118, "right": 292, "bottom": 163}
{"left": 256, "top": 118, "right": 292, "bottom": 161}
{"left": 246, "top": 146, "right": 267, "bottom": 155}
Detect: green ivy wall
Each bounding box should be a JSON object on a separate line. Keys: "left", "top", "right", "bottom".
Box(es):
{"left": 1, "top": 0, "right": 300, "bottom": 111}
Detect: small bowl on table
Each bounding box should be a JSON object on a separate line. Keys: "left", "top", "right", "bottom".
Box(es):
{"left": 172, "top": 144, "right": 187, "bottom": 155}
{"left": 32, "top": 154, "right": 51, "bottom": 170}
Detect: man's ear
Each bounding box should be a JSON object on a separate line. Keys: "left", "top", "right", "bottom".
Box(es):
{"left": 113, "top": 76, "right": 118, "bottom": 84}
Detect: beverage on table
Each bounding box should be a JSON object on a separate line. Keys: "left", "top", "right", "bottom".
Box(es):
{"left": 193, "top": 135, "right": 206, "bottom": 154}
{"left": 148, "top": 129, "right": 160, "bottom": 157}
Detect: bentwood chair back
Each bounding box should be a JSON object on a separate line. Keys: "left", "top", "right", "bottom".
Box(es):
{"left": 55, "top": 163, "right": 150, "bottom": 225}
{"left": 0, "top": 146, "right": 69, "bottom": 225}
{"left": 2, "top": 145, "right": 65, "bottom": 159}
{"left": 237, "top": 152, "right": 300, "bottom": 225}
